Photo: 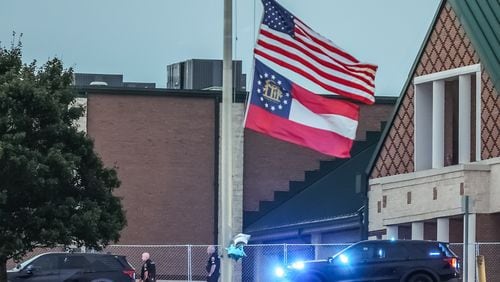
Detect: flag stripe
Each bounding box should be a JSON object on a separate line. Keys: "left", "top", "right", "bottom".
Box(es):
{"left": 290, "top": 83, "right": 359, "bottom": 119}
{"left": 245, "top": 104, "right": 354, "bottom": 158}
{"left": 294, "top": 31, "right": 376, "bottom": 80}
{"left": 259, "top": 26, "right": 375, "bottom": 88}
{"left": 255, "top": 54, "right": 341, "bottom": 95}
{"left": 295, "top": 20, "right": 378, "bottom": 73}
{"left": 255, "top": 50, "right": 376, "bottom": 104}
{"left": 256, "top": 36, "right": 374, "bottom": 94}
{"left": 290, "top": 99, "right": 358, "bottom": 140}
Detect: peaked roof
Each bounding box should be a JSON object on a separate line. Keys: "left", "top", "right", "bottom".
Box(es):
{"left": 367, "top": 0, "right": 500, "bottom": 177}
{"left": 449, "top": 0, "right": 500, "bottom": 92}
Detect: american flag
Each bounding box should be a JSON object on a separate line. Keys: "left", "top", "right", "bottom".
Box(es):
{"left": 255, "top": 0, "right": 377, "bottom": 105}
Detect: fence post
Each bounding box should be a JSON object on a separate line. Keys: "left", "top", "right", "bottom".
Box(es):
{"left": 188, "top": 245, "right": 192, "bottom": 282}
{"left": 477, "top": 255, "right": 486, "bottom": 282}
{"left": 284, "top": 244, "right": 287, "bottom": 266}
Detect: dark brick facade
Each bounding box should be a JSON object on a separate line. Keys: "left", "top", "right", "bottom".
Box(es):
{"left": 87, "top": 93, "right": 217, "bottom": 244}
{"left": 476, "top": 213, "right": 500, "bottom": 242}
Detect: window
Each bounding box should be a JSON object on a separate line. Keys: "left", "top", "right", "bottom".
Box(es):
{"left": 28, "top": 254, "right": 60, "bottom": 271}
{"left": 61, "top": 255, "right": 90, "bottom": 269}
{"left": 342, "top": 244, "right": 375, "bottom": 262}
{"left": 414, "top": 64, "right": 481, "bottom": 171}
{"left": 375, "top": 245, "right": 408, "bottom": 260}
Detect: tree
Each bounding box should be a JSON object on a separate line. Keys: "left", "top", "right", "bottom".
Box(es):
{"left": 0, "top": 39, "right": 126, "bottom": 281}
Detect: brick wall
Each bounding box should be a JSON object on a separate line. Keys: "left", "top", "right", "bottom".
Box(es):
{"left": 244, "top": 102, "right": 394, "bottom": 212}
{"left": 87, "top": 93, "right": 216, "bottom": 244}
{"left": 476, "top": 213, "right": 500, "bottom": 242}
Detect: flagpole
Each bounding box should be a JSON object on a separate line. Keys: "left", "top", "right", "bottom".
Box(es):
{"left": 220, "top": 0, "right": 233, "bottom": 280}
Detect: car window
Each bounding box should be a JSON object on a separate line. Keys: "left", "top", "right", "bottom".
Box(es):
{"left": 375, "top": 244, "right": 408, "bottom": 259}
{"left": 403, "top": 243, "right": 445, "bottom": 259}
{"left": 87, "top": 255, "right": 123, "bottom": 271}
{"left": 28, "top": 254, "right": 59, "bottom": 271}
{"left": 340, "top": 244, "right": 375, "bottom": 263}
{"left": 61, "top": 255, "right": 90, "bottom": 269}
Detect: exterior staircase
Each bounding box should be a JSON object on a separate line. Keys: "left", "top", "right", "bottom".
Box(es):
{"left": 243, "top": 124, "right": 386, "bottom": 227}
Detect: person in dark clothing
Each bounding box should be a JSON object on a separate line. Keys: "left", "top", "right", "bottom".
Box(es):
{"left": 206, "top": 245, "right": 220, "bottom": 282}
{"left": 140, "top": 252, "right": 156, "bottom": 282}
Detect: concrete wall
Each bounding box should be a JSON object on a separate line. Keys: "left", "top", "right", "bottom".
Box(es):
{"left": 369, "top": 160, "right": 497, "bottom": 231}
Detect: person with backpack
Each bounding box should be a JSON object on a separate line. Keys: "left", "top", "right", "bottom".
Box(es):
{"left": 206, "top": 245, "right": 220, "bottom": 282}
{"left": 140, "top": 252, "right": 156, "bottom": 282}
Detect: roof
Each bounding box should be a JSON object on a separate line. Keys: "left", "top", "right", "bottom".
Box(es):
{"left": 449, "top": 0, "right": 500, "bottom": 92}
{"left": 367, "top": 0, "right": 500, "bottom": 177}
{"left": 245, "top": 143, "right": 377, "bottom": 234}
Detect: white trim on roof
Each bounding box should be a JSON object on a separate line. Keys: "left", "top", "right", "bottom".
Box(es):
{"left": 413, "top": 64, "right": 481, "bottom": 84}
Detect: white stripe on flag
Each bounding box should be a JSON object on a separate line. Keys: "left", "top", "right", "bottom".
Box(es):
{"left": 254, "top": 52, "right": 375, "bottom": 102}
{"left": 289, "top": 98, "right": 358, "bottom": 140}
{"left": 258, "top": 27, "right": 374, "bottom": 92}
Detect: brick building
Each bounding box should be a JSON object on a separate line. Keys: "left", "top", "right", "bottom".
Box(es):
{"left": 367, "top": 1, "right": 499, "bottom": 281}
{"left": 74, "top": 87, "right": 396, "bottom": 247}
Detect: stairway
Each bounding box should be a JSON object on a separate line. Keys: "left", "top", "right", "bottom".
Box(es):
{"left": 243, "top": 124, "right": 385, "bottom": 228}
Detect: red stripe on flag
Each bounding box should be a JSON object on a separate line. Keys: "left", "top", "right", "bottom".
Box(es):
{"left": 294, "top": 20, "right": 378, "bottom": 73}
{"left": 291, "top": 84, "right": 359, "bottom": 119}
{"left": 257, "top": 39, "right": 373, "bottom": 94}
{"left": 245, "top": 105, "right": 354, "bottom": 158}
{"left": 293, "top": 29, "right": 376, "bottom": 80}
{"left": 260, "top": 29, "right": 375, "bottom": 87}
{"left": 294, "top": 25, "right": 359, "bottom": 64}
{"left": 254, "top": 49, "right": 375, "bottom": 105}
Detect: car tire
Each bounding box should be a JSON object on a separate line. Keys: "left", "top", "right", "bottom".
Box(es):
{"left": 407, "top": 272, "right": 434, "bottom": 282}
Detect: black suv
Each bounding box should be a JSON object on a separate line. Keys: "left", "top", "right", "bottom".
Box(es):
{"left": 276, "top": 240, "right": 460, "bottom": 282}
{"left": 8, "top": 252, "right": 136, "bottom": 282}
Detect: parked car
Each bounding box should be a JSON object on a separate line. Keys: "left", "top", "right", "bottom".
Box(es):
{"left": 8, "top": 252, "right": 136, "bottom": 282}
{"left": 275, "top": 240, "right": 461, "bottom": 282}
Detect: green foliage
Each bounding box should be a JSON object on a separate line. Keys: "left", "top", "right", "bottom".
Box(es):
{"left": 0, "top": 39, "right": 126, "bottom": 263}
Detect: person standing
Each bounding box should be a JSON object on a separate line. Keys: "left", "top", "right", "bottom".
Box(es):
{"left": 140, "top": 252, "right": 156, "bottom": 282}
{"left": 206, "top": 245, "right": 220, "bottom": 282}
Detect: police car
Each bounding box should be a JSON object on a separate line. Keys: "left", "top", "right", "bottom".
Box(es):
{"left": 275, "top": 240, "right": 460, "bottom": 282}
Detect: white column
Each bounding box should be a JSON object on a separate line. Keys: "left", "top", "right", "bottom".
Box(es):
{"left": 432, "top": 80, "right": 445, "bottom": 168}
{"left": 465, "top": 214, "right": 476, "bottom": 282}
{"left": 475, "top": 71, "right": 482, "bottom": 161}
{"left": 437, "top": 218, "right": 450, "bottom": 242}
{"left": 411, "top": 222, "right": 424, "bottom": 240}
{"left": 459, "top": 75, "right": 471, "bottom": 164}
{"left": 386, "top": 225, "right": 398, "bottom": 240}
{"left": 311, "top": 233, "right": 322, "bottom": 260}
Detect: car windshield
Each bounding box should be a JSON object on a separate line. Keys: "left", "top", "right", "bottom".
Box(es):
{"left": 328, "top": 244, "right": 355, "bottom": 261}
{"left": 9, "top": 253, "right": 49, "bottom": 271}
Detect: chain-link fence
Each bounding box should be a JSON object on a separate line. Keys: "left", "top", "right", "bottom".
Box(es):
{"left": 6, "top": 242, "right": 500, "bottom": 281}
{"left": 477, "top": 243, "right": 500, "bottom": 282}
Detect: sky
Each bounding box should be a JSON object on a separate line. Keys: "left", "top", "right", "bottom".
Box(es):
{"left": 0, "top": 0, "right": 441, "bottom": 96}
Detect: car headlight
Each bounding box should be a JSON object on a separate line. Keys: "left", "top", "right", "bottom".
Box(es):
{"left": 275, "top": 266, "right": 285, "bottom": 278}
{"left": 291, "top": 261, "right": 304, "bottom": 270}
{"left": 339, "top": 254, "right": 349, "bottom": 264}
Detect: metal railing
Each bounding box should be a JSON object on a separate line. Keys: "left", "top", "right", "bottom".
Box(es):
{"left": 7, "top": 242, "right": 500, "bottom": 281}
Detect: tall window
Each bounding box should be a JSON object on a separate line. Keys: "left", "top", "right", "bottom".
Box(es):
{"left": 414, "top": 64, "right": 481, "bottom": 171}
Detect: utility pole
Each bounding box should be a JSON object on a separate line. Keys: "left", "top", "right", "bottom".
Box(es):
{"left": 220, "top": 0, "right": 233, "bottom": 281}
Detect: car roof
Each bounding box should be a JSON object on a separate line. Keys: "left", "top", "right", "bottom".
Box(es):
{"left": 356, "top": 239, "right": 448, "bottom": 245}
{"left": 36, "top": 252, "right": 124, "bottom": 257}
